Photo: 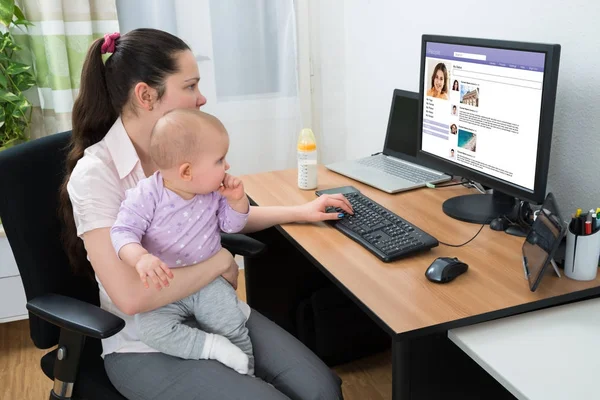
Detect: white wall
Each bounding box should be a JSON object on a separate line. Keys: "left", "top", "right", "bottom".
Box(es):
{"left": 314, "top": 0, "right": 600, "bottom": 213}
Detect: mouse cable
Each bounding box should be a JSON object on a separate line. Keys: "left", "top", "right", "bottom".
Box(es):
{"left": 438, "top": 224, "right": 485, "bottom": 247}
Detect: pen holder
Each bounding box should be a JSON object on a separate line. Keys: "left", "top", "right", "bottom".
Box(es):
{"left": 564, "top": 227, "right": 600, "bottom": 281}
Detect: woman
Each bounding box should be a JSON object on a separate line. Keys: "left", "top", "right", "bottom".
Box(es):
{"left": 426, "top": 62, "right": 449, "bottom": 99}
{"left": 452, "top": 79, "right": 459, "bottom": 91}
{"left": 59, "top": 29, "right": 351, "bottom": 400}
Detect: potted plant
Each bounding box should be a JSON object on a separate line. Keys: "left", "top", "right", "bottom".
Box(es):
{"left": 0, "top": 0, "right": 35, "bottom": 151}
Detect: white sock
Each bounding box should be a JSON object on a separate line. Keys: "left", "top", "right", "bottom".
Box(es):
{"left": 200, "top": 333, "right": 249, "bottom": 375}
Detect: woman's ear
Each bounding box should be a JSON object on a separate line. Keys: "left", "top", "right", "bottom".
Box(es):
{"left": 133, "top": 82, "right": 158, "bottom": 111}
{"left": 179, "top": 163, "right": 192, "bottom": 181}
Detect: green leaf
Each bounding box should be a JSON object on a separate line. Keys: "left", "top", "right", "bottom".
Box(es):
{"left": 0, "top": 72, "right": 6, "bottom": 88}
{"left": 0, "top": 137, "right": 24, "bottom": 149}
{"left": 0, "top": 0, "right": 14, "bottom": 27}
{"left": 0, "top": 35, "right": 17, "bottom": 51}
{"left": 0, "top": 106, "right": 5, "bottom": 125}
{"left": 14, "top": 72, "right": 35, "bottom": 91}
{"left": 13, "top": 5, "right": 24, "bottom": 21}
{"left": 0, "top": 89, "right": 20, "bottom": 103}
{"left": 6, "top": 62, "right": 30, "bottom": 75}
{"left": 12, "top": 97, "right": 30, "bottom": 118}
{"left": 13, "top": 19, "right": 33, "bottom": 27}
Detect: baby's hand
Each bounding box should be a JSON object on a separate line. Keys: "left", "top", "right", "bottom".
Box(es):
{"left": 219, "top": 174, "right": 248, "bottom": 212}
{"left": 135, "top": 254, "right": 173, "bottom": 290}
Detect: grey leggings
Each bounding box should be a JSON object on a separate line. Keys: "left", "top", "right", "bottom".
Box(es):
{"left": 105, "top": 309, "right": 343, "bottom": 400}
{"left": 135, "top": 277, "right": 254, "bottom": 372}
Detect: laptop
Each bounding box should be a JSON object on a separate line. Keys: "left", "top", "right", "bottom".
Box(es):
{"left": 325, "top": 89, "right": 451, "bottom": 194}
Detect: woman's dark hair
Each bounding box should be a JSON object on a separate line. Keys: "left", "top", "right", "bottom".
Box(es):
{"left": 453, "top": 79, "right": 459, "bottom": 90}
{"left": 430, "top": 62, "right": 448, "bottom": 94}
{"left": 59, "top": 28, "right": 190, "bottom": 276}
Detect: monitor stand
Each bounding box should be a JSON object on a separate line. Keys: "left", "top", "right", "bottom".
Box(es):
{"left": 442, "top": 191, "right": 516, "bottom": 224}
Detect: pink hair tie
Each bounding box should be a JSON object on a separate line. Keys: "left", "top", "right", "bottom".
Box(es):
{"left": 101, "top": 32, "right": 120, "bottom": 54}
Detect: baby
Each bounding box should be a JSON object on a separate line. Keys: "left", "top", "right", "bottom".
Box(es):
{"left": 110, "top": 109, "right": 253, "bottom": 375}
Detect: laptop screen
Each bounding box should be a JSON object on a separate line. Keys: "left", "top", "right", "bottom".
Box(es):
{"left": 383, "top": 89, "right": 420, "bottom": 162}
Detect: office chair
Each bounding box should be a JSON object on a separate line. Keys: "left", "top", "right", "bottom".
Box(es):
{"left": 0, "top": 131, "right": 265, "bottom": 400}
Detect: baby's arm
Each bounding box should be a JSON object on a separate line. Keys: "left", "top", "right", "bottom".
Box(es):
{"left": 217, "top": 195, "right": 249, "bottom": 234}
{"left": 217, "top": 173, "right": 249, "bottom": 233}
{"left": 218, "top": 173, "right": 249, "bottom": 214}
{"left": 110, "top": 180, "right": 173, "bottom": 289}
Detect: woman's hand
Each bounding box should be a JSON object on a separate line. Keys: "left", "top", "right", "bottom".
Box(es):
{"left": 221, "top": 257, "right": 240, "bottom": 290}
{"left": 296, "top": 194, "right": 354, "bottom": 222}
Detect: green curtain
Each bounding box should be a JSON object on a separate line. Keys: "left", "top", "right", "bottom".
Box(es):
{"left": 12, "top": 0, "right": 118, "bottom": 138}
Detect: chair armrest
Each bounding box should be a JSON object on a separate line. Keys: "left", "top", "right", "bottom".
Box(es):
{"left": 220, "top": 233, "right": 266, "bottom": 258}
{"left": 26, "top": 294, "right": 125, "bottom": 339}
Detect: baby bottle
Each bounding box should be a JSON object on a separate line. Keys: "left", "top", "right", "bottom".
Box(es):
{"left": 297, "top": 128, "right": 318, "bottom": 190}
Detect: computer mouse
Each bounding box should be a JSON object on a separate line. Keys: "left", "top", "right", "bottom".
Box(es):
{"left": 425, "top": 257, "right": 468, "bottom": 283}
{"left": 490, "top": 217, "right": 509, "bottom": 231}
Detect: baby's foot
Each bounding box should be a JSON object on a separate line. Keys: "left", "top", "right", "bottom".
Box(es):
{"left": 203, "top": 334, "right": 249, "bottom": 374}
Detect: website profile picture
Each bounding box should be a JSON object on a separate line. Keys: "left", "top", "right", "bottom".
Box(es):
{"left": 426, "top": 61, "right": 449, "bottom": 100}
{"left": 450, "top": 124, "right": 457, "bottom": 135}
{"left": 452, "top": 80, "right": 459, "bottom": 91}
{"left": 450, "top": 149, "right": 455, "bottom": 158}
{"left": 451, "top": 105, "right": 457, "bottom": 115}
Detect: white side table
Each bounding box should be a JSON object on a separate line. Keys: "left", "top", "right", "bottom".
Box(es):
{"left": 0, "top": 225, "right": 28, "bottom": 323}
{"left": 449, "top": 298, "right": 600, "bottom": 400}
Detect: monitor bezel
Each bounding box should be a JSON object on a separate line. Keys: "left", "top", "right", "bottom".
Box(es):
{"left": 416, "top": 34, "right": 561, "bottom": 204}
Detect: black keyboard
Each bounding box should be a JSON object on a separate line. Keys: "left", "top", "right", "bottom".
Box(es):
{"left": 326, "top": 191, "right": 439, "bottom": 262}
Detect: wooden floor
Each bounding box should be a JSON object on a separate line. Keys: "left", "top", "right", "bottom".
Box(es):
{"left": 0, "top": 273, "right": 392, "bottom": 400}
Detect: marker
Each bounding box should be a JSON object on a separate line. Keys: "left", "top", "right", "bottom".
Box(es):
{"left": 585, "top": 220, "right": 592, "bottom": 235}
{"left": 576, "top": 208, "right": 582, "bottom": 217}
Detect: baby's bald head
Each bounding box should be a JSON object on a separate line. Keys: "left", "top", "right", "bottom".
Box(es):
{"left": 150, "top": 109, "right": 227, "bottom": 170}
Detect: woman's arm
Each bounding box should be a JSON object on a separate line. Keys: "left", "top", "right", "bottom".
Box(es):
{"left": 83, "top": 227, "right": 235, "bottom": 315}
{"left": 241, "top": 194, "right": 354, "bottom": 233}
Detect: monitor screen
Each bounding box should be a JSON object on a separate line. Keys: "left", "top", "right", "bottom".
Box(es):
{"left": 420, "top": 40, "right": 546, "bottom": 192}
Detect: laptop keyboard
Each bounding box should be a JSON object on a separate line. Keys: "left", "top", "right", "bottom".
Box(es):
{"left": 358, "top": 157, "right": 442, "bottom": 183}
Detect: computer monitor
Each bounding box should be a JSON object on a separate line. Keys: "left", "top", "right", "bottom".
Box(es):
{"left": 417, "top": 34, "right": 561, "bottom": 224}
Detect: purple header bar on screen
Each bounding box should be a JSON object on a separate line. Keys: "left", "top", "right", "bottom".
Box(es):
{"left": 426, "top": 42, "right": 545, "bottom": 72}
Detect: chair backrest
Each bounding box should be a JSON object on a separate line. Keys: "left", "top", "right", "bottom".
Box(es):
{"left": 0, "top": 132, "right": 100, "bottom": 349}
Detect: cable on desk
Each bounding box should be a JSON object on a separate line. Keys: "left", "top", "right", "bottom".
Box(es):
{"left": 427, "top": 177, "right": 487, "bottom": 194}
{"left": 438, "top": 224, "right": 485, "bottom": 247}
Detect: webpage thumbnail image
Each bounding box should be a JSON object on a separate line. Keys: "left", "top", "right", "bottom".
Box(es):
{"left": 458, "top": 129, "right": 476, "bottom": 152}
{"left": 460, "top": 83, "right": 479, "bottom": 107}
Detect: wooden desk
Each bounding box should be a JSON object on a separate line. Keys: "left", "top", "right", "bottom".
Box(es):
{"left": 242, "top": 166, "right": 600, "bottom": 399}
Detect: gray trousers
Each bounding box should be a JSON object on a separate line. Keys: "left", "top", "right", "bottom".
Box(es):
{"left": 106, "top": 310, "right": 343, "bottom": 400}
{"left": 135, "top": 277, "right": 253, "bottom": 372}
